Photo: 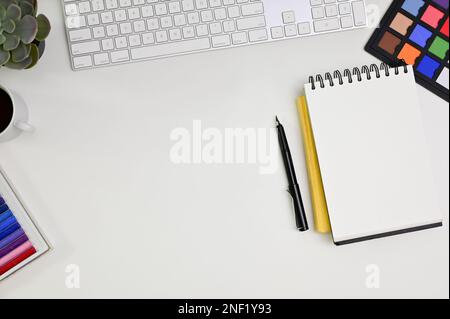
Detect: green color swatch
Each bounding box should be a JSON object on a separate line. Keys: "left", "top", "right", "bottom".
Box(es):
{"left": 429, "top": 36, "right": 449, "bottom": 60}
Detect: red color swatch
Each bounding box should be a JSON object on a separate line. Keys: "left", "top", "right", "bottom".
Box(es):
{"left": 0, "top": 246, "right": 36, "bottom": 276}
{"left": 421, "top": 5, "right": 445, "bottom": 28}
{"left": 441, "top": 17, "right": 449, "bottom": 37}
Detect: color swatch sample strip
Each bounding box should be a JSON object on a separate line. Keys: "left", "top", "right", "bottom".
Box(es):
{"left": 365, "top": 0, "right": 449, "bottom": 101}
{"left": 0, "top": 169, "right": 49, "bottom": 281}
{"left": 0, "top": 195, "right": 37, "bottom": 276}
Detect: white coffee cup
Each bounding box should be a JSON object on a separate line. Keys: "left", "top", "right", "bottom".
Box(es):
{"left": 0, "top": 84, "right": 34, "bottom": 143}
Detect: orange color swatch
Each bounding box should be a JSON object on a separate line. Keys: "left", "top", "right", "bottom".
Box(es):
{"left": 398, "top": 43, "right": 422, "bottom": 65}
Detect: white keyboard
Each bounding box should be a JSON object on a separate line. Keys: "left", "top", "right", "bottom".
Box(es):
{"left": 62, "top": 0, "right": 367, "bottom": 70}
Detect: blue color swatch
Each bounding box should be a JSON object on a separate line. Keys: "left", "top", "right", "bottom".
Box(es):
{"left": 0, "top": 203, "right": 9, "bottom": 214}
{"left": 409, "top": 25, "right": 433, "bottom": 47}
{"left": 417, "top": 55, "right": 441, "bottom": 78}
{"left": 0, "top": 195, "right": 33, "bottom": 258}
{"left": 402, "top": 0, "right": 426, "bottom": 16}
{"left": 0, "top": 214, "right": 17, "bottom": 233}
{"left": 0, "top": 209, "right": 12, "bottom": 223}
{"left": 0, "top": 228, "right": 25, "bottom": 250}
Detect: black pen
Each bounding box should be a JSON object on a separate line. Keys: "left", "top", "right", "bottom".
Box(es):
{"left": 276, "top": 116, "right": 309, "bottom": 232}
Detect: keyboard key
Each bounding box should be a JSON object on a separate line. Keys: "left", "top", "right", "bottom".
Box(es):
{"left": 195, "top": 0, "right": 207, "bottom": 10}
{"left": 66, "top": 16, "right": 86, "bottom": 29}
{"left": 223, "top": 20, "right": 236, "bottom": 33}
{"left": 120, "top": 0, "right": 131, "bottom": 7}
{"left": 106, "top": 0, "right": 119, "bottom": 10}
{"left": 131, "top": 38, "right": 211, "bottom": 59}
{"left": 341, "top": 15, "right": 354, "bottom": 28}
{"left": 128, "top": 7, "right": 141, "bottom": 19}
{"left": 228, "top": 6, "right": 240, "bottom": 18}
{"left": 93, "top": 26, "right": 106, "bottom": 38}
{"left": 161, "top": 16, "right": 173, "bottom": 28}
{"left": 285, "top": 24, "right": 297, "bottom": 37}
{"left": 242, "top": 3, "right": 264, "bottom": 16}
{"left": 65, "top": 4, "right": 78, "bottom": 15}
{"left": 169, "top": 28, "right": 182, "bottom": 40}
{"left": 237, "top": 16, "right": 266, "bottom": 30}
{"left": 196, "top": 24, "right": 208, "bottom": 36}
{"left": 106, "top": 24, "right": 119, "bottom": 36}
{"left": 174, "top": 14, "right": 187, "bottom": 26}
{"left": 271, "top": 26, "right": 284, "bottom": 39}
{"left": 187, "top": 12, "right": 200, "bottom": 24}
{"left": 169, "top": 1, "right": 181, "bottom": 14}
{"left": 352, "top": 0, "right": 367, "bottom": 26}
{"left": 298, "top": 22, "right": 311, "bottom": 35}
{"left": 212, "top": 34, "right": 230, "bottom": 47}
{"left": 232, "top": 32, "right": 248, "bottom": 44}
{"left": 69, "top": 29, "right": 92, "bottom": 42}
{"left": 71, "top": 41, "right": 101, "bottom": 55}
{"left": 129, "top": 34, "right": 142, "bottom": 46}
{"left": 111, "top": 50, "right": 130, "bottom": 62}
{"left": 325, "top": 5, "right": 338, "bottom": 17}
{"left": 92, "top": 0, "right": 105, "bottom": 11}
{"left": 94, "top": 53, "right": 110, "bottom": 65}
{"left": 115, "top": 36, "right": 128, "bottom": 48}
{"left": 142, "top": 32, "right": 155, "bottom": 44}
{"left": 182, "top": 0, "right": 195, "bottom": 11}
{"left": 282, "top": 11, "right": 296, "bottom": 24}
{"left": 102, "top": 38, "right": 114, "bottom": 50}
{"left": 313, "top": 18, "right": 340, "bottom": 32}
{"left": 339, "top": 3, "right": 352, "bottom": 15}
{"left": 73, "top": 55, "right": 92, "bottom": 68}
{"left": 183, "top": 26, "right": 195, "bottom": 38}
{"left": 201, "top": 10, "right": 213, "bottom": 22}
{"left": 78, "top": 2, "right": 91, "bottom": 14}
{"left": 155, "top": 3, "right": 167, "bottom": 15}
{"left": 133, "top": 20, "right": 146, "bottom": 32}
{"left": 210, "top": 22, "right": 222, "bottom": 35}
{"left": 114, "top": 10, "right": 127, "bottom": 21}
{"left": 101, "top": 12, "right": 114, "bottom": 23}
{"left": 312, "top": 7, "right": 325, "bottom": 19}
{"left": 147, "top": 18, "right": 159, "bottom": 30}
{"left": 120, "top": 22, "right": 133, "bottom": 34}
{"left": 87, "top": 14, "right": 100, "bottom": 26}
{"left": 156, "top": 30, "right": 168, "bottom": 42}
{"left": 142, "top": 6, "right": 154, "bottom": 17}
{"left": 248, "top": 29, "right": 268, "bottom": 42}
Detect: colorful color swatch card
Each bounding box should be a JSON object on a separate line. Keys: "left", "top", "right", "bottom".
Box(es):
{"left": 0, "top": 168, "right": 49, "bottom": 281}
{"left": 365, "top": 0, "right": 449, "bottom": 101}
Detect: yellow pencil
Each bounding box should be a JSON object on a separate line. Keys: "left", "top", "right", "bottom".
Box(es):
{"left": 296, "top": 96, "right": 332, "bottom": 234}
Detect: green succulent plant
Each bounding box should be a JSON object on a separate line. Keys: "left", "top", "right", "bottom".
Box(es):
{"left": 0, "top": 0, "right": 50, "bottom": 69}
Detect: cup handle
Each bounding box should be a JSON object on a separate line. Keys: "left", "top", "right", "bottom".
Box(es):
{"left": 14, "top": 121, "right": 35, "bottom": 132}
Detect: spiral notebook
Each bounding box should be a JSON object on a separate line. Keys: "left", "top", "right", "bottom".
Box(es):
{"left": 304, "top": 64, "right": 443, "bottom": 245}
{"left": 0, "top": 168, "right": 49, "bottom": 281}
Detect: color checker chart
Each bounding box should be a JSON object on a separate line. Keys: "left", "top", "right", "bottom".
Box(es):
{"left": 366, "top": 0, "right": 449, "bottom": 101}
{"left": 0, "top": 169, "right": 49, "bottom": 281}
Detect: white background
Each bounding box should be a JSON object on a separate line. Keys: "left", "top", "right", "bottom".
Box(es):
{"left": 0, "top": 0, "right": 448, "bottom": 298}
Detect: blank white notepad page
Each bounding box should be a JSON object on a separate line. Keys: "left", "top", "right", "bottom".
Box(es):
{"left": 305, "top": 66, "right": 442, "bottom": 244}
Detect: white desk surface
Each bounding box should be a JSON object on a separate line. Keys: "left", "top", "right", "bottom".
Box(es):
{"left": 0, "top": 0, "right": 448, "bottom": 298}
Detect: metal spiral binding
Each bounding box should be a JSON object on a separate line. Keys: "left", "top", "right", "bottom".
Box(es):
{"left": 370, "top": 64, "right": 381, "bottom": 78}
{"left": 361, "top": 65, "right": 371, "bottom": 80}
{"left": 308, "top": 63, "right": 409, "bottom": 90}
{"left": 316, "top": 74, "right": 325, "bottom": 88}
{"left": 325, "top": 73, "right": 334, "bottom": 86}
{"left": 333, "top": 70, "right": 343, "bottom": 85}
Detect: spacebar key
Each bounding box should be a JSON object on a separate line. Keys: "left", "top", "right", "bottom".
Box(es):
{"left": 131, "top": 38, "right": 211, "bottom": 60}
